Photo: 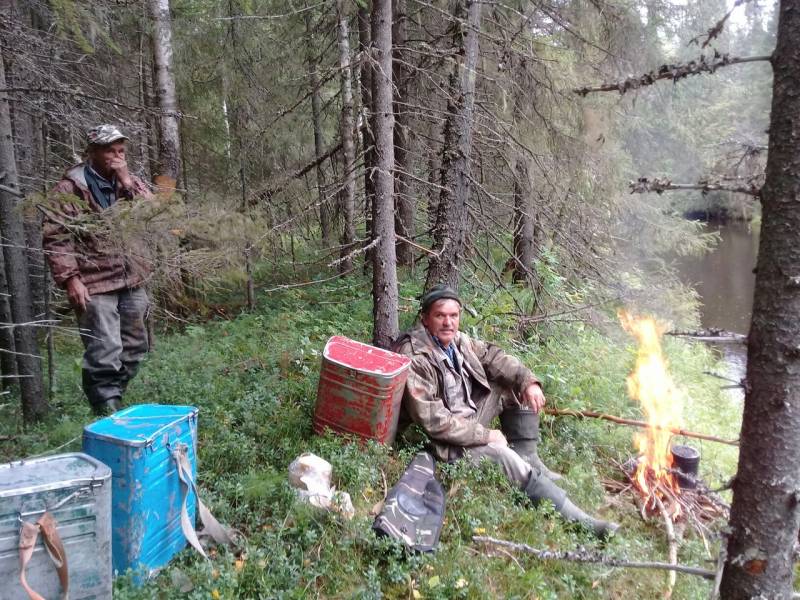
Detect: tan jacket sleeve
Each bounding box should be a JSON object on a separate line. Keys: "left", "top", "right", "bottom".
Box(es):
{"left": 403, "top": 357, "right": 492, "bottom": 447}
{"left": 41, "top": 180, "right": 81, "bottom": 287}
{"left": 467, "top": 336, "right": 540, "bottom": 395}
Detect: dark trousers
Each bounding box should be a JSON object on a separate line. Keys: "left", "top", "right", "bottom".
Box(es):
{"left": 77, "top": 287, "right": 149, "bottom": 409}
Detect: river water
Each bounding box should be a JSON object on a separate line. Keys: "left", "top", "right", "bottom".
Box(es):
{"left": 674, "top": 221, "right": 759, "bottom": 392}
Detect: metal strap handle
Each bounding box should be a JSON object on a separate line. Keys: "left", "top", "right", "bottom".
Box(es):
{"left": 19, "top": 512, "right": 69, "bottom": 600}
{"left": 171, "top": 443, "right": 237, "bottom": 559}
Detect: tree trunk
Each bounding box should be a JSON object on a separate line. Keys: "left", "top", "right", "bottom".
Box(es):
{"left": 425, "top": 0, "right": 482, "bottom": 290}
{"left": 512, "top": 158, "right": 535, "bottom": 284}
{"left": 148, "top": 0, "right": 182, "bottom": 189}
{"left": 370, "top": 0, "right": 398, "bottom": 349}
{"left": 0, "top": 53, "right": 45, "bottom": 421}
{"left": 393, "top": 0, "right": 414, "bottom": 266}
{"left": 720, "top": 2, "right": 800, "bottom": 597}
{"left": 304, "top": 9, "right": 332, "bottom": 245}
{"left": 0, "top": 245, "right": 18, "bottom": 387}
{"left": 359, "top": 5, "right": 375, "bottom": 273}
{"left": 336, "top": 0, "right": 357, "bottom": 272}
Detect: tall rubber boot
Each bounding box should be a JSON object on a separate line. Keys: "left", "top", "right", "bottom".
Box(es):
{"left": 524, "top": 471, "right": 619, "bottom": 539}
{"left": 500, "top": 407, "right": 563, "bottom": 481}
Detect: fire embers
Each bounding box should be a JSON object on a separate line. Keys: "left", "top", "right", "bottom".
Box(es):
{"left": 619, "top": 312, "right": 685, "bottom": 518}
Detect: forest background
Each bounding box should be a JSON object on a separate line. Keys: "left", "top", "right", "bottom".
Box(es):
{"left": 0, "top": 0, "right": 788, "bottom": 598}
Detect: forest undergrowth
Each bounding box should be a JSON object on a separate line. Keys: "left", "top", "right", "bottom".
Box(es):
{"left": 0, "top": 272, "right": 742, "bottom": 599}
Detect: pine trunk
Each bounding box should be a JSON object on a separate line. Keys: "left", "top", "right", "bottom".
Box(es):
{"left": 393, "top": 0, "right": 414, "bottom": 266}
{"left": 425, "top": 0, "right": 482, "bottom": 290}
{"left": 720, "top": 2, "right": 800, "bottom": 597}
{"left": 336, "top": 0, "right": 357, "bottom": 272}
{"left": 370, "top": 0, "right": 398, "bottom": 349}
{"left": 512, "top": 158, "right": 535, "bottom": 284}
{"left": 148, "top": 0, "right": 182, "bottom": 188}
{"left": 0, "top": 245, "right": 18, "bottom": 387}
{"left": 0, "top": 53, "right": 45, "bottom": 421}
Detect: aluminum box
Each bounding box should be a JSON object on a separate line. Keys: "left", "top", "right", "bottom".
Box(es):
{"left": 82, "top": 404, "right": 198, "bottom": 579}
{"left": 313, "top": 336, "right": 412, "bottom": 444}
{"left": 0, "top": 452, "right": 112, "bottom": 600}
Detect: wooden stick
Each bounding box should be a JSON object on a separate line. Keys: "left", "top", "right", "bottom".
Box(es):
{"left": 655, "top": 495, "right": 678, "bottom": 598}
{"left": 544, "top": 407, "right": 739, "bottom": 447}
{"left": 473, "top": 536, "right": 715, "bottom": 579}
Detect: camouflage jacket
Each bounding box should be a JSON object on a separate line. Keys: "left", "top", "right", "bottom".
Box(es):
{"left": 42, "top": 163, "right": 154, "bottom": 295}
{"left": 392, "top": 323, "right": 540, "bottom": 461}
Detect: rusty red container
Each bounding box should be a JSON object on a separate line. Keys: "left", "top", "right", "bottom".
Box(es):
{"left": 313, "top": 336, "right": 412, "bottom": 444}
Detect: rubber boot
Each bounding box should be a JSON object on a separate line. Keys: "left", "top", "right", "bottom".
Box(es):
{"left": 500, "top": 407, "right": 562, "bottom": 481}
{"left": 524, "top": 471, "right": 619, "bottom": 539}
{"left": 92, "top": 397, "right": 122, "bottom": 417}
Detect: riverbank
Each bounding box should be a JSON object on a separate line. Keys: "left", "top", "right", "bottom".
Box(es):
{"left": 0, "top": 277, "right": 742, "bottom": 598}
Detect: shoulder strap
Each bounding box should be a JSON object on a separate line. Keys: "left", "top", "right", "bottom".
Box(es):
{"left": 18, "top": 512, "right": 69, "bottom": 600}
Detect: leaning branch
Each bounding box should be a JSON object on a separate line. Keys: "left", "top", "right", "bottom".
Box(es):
{"left": 574, "top": 54, "right": 771, "bottom": 96}
{"left": 629, "top": 177, "right": 761, "bottom": 197}
{"left": 473, "top": 536, "right": 715, "bottom": 579}
{"left": 252, "top": 141, "right": 343, "bottom": 205}
{"left": 544, "top": 407, "right": 739, "bottom": 446}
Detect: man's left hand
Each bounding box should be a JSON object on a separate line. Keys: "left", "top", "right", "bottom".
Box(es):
{"left": 109, "top": 157, "right": 133, "bottom": 189}
{"left": 521, "top": 382, "right": 546, "bottom": 413}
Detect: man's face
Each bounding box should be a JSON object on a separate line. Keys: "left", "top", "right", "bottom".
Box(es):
{"left": 422, "top": 299, "right": 461, "bottom": 347}
{"left": 88, "top": 141, "right": 126, "bottom": 175}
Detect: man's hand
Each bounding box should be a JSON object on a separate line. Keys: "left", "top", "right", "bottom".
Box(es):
{"left": 109, "top": 156, "right": 133, "bottom": 189}
{"left": 487, "top": 429, "right": 508, "bottom": 446}
{"left": 66, "top": 277, "right": 91, "bottom": 311}
{"left": 521, "top": 382, "right": 546, "bottom": 413}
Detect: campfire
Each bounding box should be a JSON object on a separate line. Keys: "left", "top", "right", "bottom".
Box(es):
{"left": 603, "top": 313, "right": 729, "bottom": 535}
{"left": 619, "top": 311, "right": 684, "bottom": 519}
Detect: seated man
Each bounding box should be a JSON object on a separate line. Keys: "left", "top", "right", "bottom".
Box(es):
{"left": 393, "top": 285, "right": 618, "bottom": 537}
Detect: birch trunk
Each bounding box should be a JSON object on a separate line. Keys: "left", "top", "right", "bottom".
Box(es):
{"left": 336, "top": 0, "right": 357, "bottom": 272}
{"left": 0, "top": 53, "right": 45, "bottom": 421}
{"left": 720, "top": 2, "right": 800, "bottom": 597}
{"left": 148, "top": 0, "right": 182, "bottom": 189}
{"left": 370, "top": 0, "right": 398, "bottom": 348}
{"left": 425, "top": 0, "right": 482, "bottom": 290}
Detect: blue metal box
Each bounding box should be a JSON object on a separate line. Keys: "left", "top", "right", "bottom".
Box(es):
{"left": 0, "top": 452, "right": 112, "bottom": 599}
{"left": 82, "top": 404, "right": 199, "bottom": 579}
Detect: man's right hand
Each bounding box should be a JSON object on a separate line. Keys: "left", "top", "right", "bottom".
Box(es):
{"left": 66, "top": 277, "right": 91, "bottom": 311}
{"left": 487, "top": 429, "right": 508, "bottom": 446}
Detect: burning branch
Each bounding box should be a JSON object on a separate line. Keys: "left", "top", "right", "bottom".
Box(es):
{"left": 629, "top": 177, "right": 761, "bottom": 198}
{"left": 544, "top": 408, "right": 739, "bottom": 447}
{"left": 574, "top": 53, "right": 770, "bottom": 96}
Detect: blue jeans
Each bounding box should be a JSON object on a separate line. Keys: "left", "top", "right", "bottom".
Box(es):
{"left": 77, "top": 287, "right": 149, "bottom": 409}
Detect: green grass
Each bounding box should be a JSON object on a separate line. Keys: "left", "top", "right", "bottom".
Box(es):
{"left": 0, "top": 275, "right": 744, "bottom": 599}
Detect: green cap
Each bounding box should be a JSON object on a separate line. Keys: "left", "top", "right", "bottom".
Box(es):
{"left": 420, "top": 284, "right": 461, "bottom": 313}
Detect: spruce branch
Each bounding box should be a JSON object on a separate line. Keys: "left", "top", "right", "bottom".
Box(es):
{"left": 628, "top": 177, "right": 761, "bottom": 197}
{"left": 574, "top": 53, "right": 771, "bottom": 96}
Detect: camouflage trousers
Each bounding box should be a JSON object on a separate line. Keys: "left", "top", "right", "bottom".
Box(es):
{"left": 77, "top": 287, "right": 149, "bottom": 410}
{"left": 458, "top": 386, "right": 535, "bottom": 488}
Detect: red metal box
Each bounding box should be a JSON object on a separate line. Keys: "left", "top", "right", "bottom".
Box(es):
{"left": 313, "top": 336, "right": 412, "bottom": 444}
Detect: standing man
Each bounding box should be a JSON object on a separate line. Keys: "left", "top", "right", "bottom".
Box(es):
{"left": 43, "top": 125, "right": 153, "bottom": 416}
{"left": 393, "top": 285, "right": 618, "bottom": 537}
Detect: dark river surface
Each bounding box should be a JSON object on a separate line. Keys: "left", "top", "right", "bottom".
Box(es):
{"left": 674, "top": 221, "right": 760, "bottom": 393}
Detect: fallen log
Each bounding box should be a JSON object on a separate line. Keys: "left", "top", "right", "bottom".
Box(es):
{"left": 544, "top": 407, "right": 739, "bottom": 447}
{"left": 666, "top": 329, "right": 747, "bottom": 344}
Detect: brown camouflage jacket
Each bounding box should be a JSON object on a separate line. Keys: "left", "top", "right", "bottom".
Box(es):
{"left": 42, "top": 163, "right": 154, "bottom": 295}
{"left": 392, "top": 323, "right": 540, "bottom": 460}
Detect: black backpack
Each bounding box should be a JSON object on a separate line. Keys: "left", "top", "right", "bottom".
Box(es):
{"left": 373, "top": 452, "right": 446, "bottom": 552}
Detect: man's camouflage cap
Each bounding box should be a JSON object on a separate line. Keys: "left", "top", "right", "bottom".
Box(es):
{"left": 420, "top": 284, "right": 461, "bottom": 313}
{"left": 86, "top": 124, "right": 129, "bottom": 147}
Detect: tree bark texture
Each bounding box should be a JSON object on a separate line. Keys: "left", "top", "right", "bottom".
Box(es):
{"left": 0, "top": 243, "right": 18, "bottom": 387}
{"left": 425, "top": 0, "right": 483, "bottom": 290}
{"left": 148, "top": 0, "right": 182, "bottom": 187}
{"left": 359, "top": 5, "right": 375, "bottom": 272}
{"left": 336, "top": 0, "right": 357, "bottom": 273}
{"left": 370, "top": 0, "right": 398, "bottom": 349}
{"left": 305, "top": 9, "right": 332, "bottom": 245}
{"left": 392, "top": 0, "right": 414, "bottom": 266}
{"left": 720, "top": 2, "right": 800, "bottom": 597}
{"left": 0, "top": 53, "right": 45, "bottom": 421}
{"left": 512, "top": 158, "right": 535, "bottom": 284}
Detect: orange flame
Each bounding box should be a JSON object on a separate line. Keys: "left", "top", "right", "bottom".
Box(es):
{"left": 619, "top": 311, "right": 683, "bottom": 513}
